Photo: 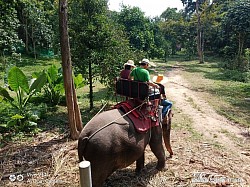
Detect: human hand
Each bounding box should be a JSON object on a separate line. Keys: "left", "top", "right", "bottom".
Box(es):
{"left": 155, "top": 84, "right": 160, "bottom": 89}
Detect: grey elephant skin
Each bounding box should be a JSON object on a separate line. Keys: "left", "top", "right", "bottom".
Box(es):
{"left": 78, "top": 108, "right": 173, "bottom": 187}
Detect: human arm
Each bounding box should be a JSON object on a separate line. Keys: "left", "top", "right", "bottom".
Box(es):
{"left": 148, "top": 80, "right": 160, "bottom": 88}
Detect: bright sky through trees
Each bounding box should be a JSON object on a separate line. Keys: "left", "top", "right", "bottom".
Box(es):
{"left": 108, "top": 0, "right": 184, "bottom": 17}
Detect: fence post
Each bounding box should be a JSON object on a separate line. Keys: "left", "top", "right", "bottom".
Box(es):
{"left": 79, "top": 161, "right": 92, "bottom": 187}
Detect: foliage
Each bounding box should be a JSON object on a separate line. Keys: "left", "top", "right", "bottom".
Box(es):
{"left": 160, "top": 7, "right": 182, "bottom": 21}
{"left": 117, "top": 5, "right": 155, "bottom": 57}
{"left": 33, "top": 65, "right": 64, "bottom": 105}
{"left": 222, "top": 0, "right": 250, "bottom": 70}
{"left": 223, "top": 70, "right": 250, "bottom": 83}
{"left": 244, "top": 48, "right": 250, "bottom": 69}
{"left": 69, "top": 0, "right": 133, "bottom": 109}
{"left": 0, "top": 0, "right": 23, "bottom": 56}
{"left": 181, "top": 0, "right": 208, "bottom": 17}
{"left": 0, "top": 66, "right": 47, "bottom": 133}
{"left": 16, "top": 0, "right": 55, "bottom": 58}
{"left": 33, "top": 65, "right": 85, "bottom": 106}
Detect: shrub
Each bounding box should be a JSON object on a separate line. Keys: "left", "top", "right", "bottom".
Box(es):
{"left": 0, "top": 66, "right": 47, "bottom": 133}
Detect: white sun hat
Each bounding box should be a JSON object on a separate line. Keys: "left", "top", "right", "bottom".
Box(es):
{"left": 139, "top": 58, "right": 156, "bottom": 67}
{"left": 123, "top": 60, "right": 136, "bottom": 67}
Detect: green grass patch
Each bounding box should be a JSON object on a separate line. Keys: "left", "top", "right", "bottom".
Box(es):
{"left": 186, "top": 97, "right": 201, "bottom": 111}
{"left": 172, "top": 106, "right": 203, "bottom": 140}
{"left": 0, "top": 56, "right": 61, "bottom": 86}
{"left": 170, "top": 60, "right": 250, "bottom": 127}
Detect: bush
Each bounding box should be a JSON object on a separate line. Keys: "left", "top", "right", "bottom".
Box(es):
{"left": 223, "top": 69, "right": 250, "bottom": 83}
{"left": 33, "top": 65, "right": 85, "bottom": 106}
{"left": 0, "top": 66, "right": 47, "bottom": 133}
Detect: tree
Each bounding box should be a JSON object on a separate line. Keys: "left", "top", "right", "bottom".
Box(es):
{"left": 118, "top": 5, "right": 154, "bottom": 57}
{"left": 0, "top": 0, "right": 23, "bottom": 57}
{"left": 159, "top": 8, "right": 185, "bottom": 57}
{"left": 59, "top": 0, "right": 82, "bottom": 140}
{"left": 16, "top": 0, "right": 55, "bottom": 58}
{"left": 181, "top": 0, "right": 218, "bottom": 63}
{"left": 222, "top": 0, "right": 250, "bottom": 69}
{"left": 160, "top": 7, "right": 182, "bottom": 21}
{"left": 69, "top": 0, "right": 132, "bottom": 109}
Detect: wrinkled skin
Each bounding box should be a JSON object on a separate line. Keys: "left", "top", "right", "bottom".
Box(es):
{"left": 78, "top": 109, "right": 173, "bottom": 187}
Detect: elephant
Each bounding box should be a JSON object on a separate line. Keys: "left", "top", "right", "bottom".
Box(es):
{"left": 78, "top": 107, "right": 173, "bottom": 187}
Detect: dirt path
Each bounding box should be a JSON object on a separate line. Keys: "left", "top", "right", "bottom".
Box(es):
{"left": 1, "top": 65, "right": 250, "bottom": 187}
{"left": 162, "top": 67, "right": 250, "bottom": 186}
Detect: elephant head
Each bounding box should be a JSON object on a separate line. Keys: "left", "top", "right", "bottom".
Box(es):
{"left": 78, "top": 108, "right": 173, "bottom": 187}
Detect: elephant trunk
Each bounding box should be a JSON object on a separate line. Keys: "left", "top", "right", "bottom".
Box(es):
{"left": 162, "top": 111, "right": 173, "bottom": 157}
{"left": 78, "top": 137, "right": 89, "bottom": 162}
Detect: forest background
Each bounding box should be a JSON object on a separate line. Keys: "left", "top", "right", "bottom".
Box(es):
{"left": 0, "top": 0, "right": 250, "bottom": 186}
{"left": 0, "top": 0, "right": 250, "bottom": 141}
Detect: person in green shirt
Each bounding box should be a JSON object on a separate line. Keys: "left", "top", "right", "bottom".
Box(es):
{"left": 129, "top": 58, "right": 159, "bottom": 89}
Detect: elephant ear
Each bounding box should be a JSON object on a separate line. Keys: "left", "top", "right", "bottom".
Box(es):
{"left": 8, "top": 66, "right": 29, "bottom": 94}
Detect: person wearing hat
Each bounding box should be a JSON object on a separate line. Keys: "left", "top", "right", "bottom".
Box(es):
{"left": 120, "top": 60, "right": 136, "bottom": 79}
{"left": 152, "top": 74, "right": 173, "bottom": 118}
{"left": 129, "top": 58, "right": 159, "bottom": 89}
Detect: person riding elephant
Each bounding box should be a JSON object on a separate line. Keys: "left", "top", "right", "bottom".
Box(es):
{"left": 120, "top": 60, "right": 135, "bottom": 79}
{"left": 129, "top": 58, "right": 159, "bottom": 89}
{"left": 129, "top": 58, "right": 160, "bottom": 109}
{"left": 152, "top": 74, "right": 173, "bottom": 118}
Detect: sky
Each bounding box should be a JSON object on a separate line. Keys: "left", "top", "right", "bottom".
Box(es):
{"left": 108, "top": 0, "right": 184, "bottom": 17}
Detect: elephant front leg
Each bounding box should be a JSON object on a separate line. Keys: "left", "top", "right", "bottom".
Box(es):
{"left": 135, "top": 153, "right": 145, "bottom": 173}
{"left": 149, "top": 129, "right": 166, "bottom": 171}
{"left": 149, "top": 143, "right": 166, "bottom": 171}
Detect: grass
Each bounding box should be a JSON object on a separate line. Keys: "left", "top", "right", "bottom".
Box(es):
{"left": 166, "top": 59, "right": 250, "bottom": 127}
{"left": 1, "top": 54, "right": 250, "bottom": 186}
{"left": 0, "top": 55, "right": 117, "bottom": 145}
{"left": 171, "top": 106, "right": 203, "bottom": 140}
{"left": 1, "top": 54, "right": 249, "bottom": 136}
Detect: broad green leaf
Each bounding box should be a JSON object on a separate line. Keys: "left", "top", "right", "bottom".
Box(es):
{"left": 7, "top": 120, "right": 17, "bottom": 127}
{"left": 11, "top": 114, "right": 24, "bottom": 120}
{"left": 47, "top": 65, "right": 58, "bottom": 82}
{"left": 32, "top": 71, "right": 42, "bottom": 79}
{"left": 54, "top": 84, "right": 65, "bottom": 93}
{"left": 29, "top": 72, "right": 47, "bottom": 94}
{"left": 74, "top": 74, "right": 85, "bottom": 89}
{"left": 8, "top": 66, "right": 29, "bottom": 93}
{"left": 0, "top": 86, "right": 14, "bottom": 102}
{"left": 0, "top": 124, "right": 7, "bottom": 128}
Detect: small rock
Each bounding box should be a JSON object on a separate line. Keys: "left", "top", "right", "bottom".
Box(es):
{"left": 189, "top": 158, "right": 195, "bottom": 164}
{"left": 241, "top": 151, "right": 250, "bottom": 156}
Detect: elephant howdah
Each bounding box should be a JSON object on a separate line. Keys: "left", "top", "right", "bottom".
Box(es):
{"left": 78, "top": 79, "right": 173, "bottom": 187}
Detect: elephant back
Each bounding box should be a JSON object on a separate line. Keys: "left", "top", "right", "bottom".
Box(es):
{"left": 81, "top": 108, "right": 132, "bottom": 138}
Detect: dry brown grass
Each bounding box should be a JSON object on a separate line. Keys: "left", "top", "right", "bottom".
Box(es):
{"left": 1, "top": 60, "right": 250, "bottom": 187}
{"left": 1, "top": 113, "right": 249, "bottom": 187}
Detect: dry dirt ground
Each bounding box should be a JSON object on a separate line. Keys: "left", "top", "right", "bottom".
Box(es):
{"left": 0, "top": 66, "right": 250, "bottom": 187}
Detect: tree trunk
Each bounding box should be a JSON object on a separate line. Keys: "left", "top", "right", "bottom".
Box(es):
{"left": 196, "top": 1, "right": 204, "bottom": 64}
{"left": 25, "top": 18, "right": 29, "bottom": 54}
{"left": 238, "top": 32, "right": 245, "bottom": 69}
{"left": 59, "top": 0, "right": 82, "bottom": 139}
{"left": 31, "top": 24, "right": 37, "bottom": 59}
{"left": 72, "top": 83, "right": 83, "bottom": 132}
{"left": 89, "top": 61, "right": 94, "bottom": 110}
